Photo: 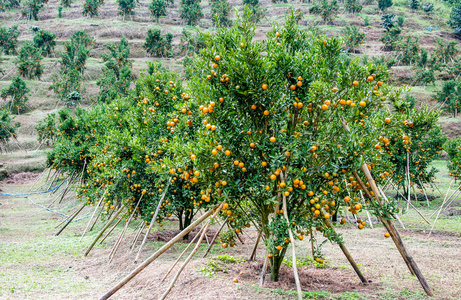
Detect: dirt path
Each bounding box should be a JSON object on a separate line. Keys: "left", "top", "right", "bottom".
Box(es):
{"left": 1, "top": 176, "right": 461, "bottom": 299}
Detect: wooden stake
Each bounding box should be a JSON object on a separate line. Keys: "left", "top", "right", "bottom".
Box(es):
{"left": 85, "top": 206, "right": 124, "bottom": 257}
{"left": 259, "top": 252, "right": 269, "bottom": 287}
{"left": 359, "top": 165, "right": 434, "bottom": 297}
{"left": 130, "top": 223, "right": 145, "bottom": 251}
{"left": 203, "top": 217, "right": 228, "bottom": 258}
{"left": 162, "top": 225, "right": 206, "bottom": 282}
{"left": 134, "top": 180, "right": 171, "bottom": 263}
{"left": 249, "top": 231, "right": 261, "bottom": 261}
{"left": 98, "top": 206, "right": 219, "bottom": 300}
{"left": 80, "top": 191, "right": 106, "bottom": 242}
{"left": 281, "top": 172, "right": 302, "bottom": 300}
{"left": 55, "top": 204, "right": 85, "bottom": 236}
{"left": 99, "top": 216, "right": 123, "bottom": 245}
{"left": 159, "top": 221, "right": 211, "bottom": 300}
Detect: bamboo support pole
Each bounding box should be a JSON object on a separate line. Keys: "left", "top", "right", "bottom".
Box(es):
{"left": 85, "top": 206, "right": 124, "bottom": 256}
{"left": 99, "top": 216, "right": 123, "bottom": 245}
{"left": 80, "top": 191, "right": 106, "bottom": 242}
{"left": 134, "top": 180, "right": 171, "bottom": 263}
{"left": 203, "top": 217, "right": 228, "bottom": 258}
{"left": 162, "top": 226, "right": 206, "bottom": 282}
{"left": 99, "top": 206, "right": 220, "bottom": 300}
{"left": 55, "top": 204, "right": 85, "bottom": 236}
{"left": 130, "top": 223, "right": 145, "bottom": 251}
{"left": 259, "top": 252, "right": 269, "bottom": 287}
{"left": 249, "top": 231, "right": 261, "bottom": 261}
{"left": 428, "top": 181, "right": 456, "bottom": 237}
{"left": 280, "top": 172, "right": 302, "bottom": 300}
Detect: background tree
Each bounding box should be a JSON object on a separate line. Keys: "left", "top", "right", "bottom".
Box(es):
{"left": 97, "top": 36, "right": 133, "bottom": 103}
{"left": 378, "top": 0, "right": 393, "bottom": 12}
{"left": 342, "top": 25, "right": 365, "bottom": 52}
{"left": 60, "top": 30, "right": 94, "bottom": 74}
{"left": 180, "top": 0, "right": 203, "bottom": 26}
{"left": 444, "top": 137, "right": 461, "bottom": 179}
{"left": 21, "top": 0, "right": 47, "bottom": 21}
{"left": 345, "top": 0, "right": 362, "bottom": 14}
{"left": 0, "top": 0, "right": 21, "bottom": 11}
{"left": 211, "top": 0, "right": 232, "bottom": 27}
{"left": 149, "top": 0, "right": 167, "bottom": 22}
{"left": 0, "top": 25, "right": 20, "bottom": 55}
{"left": 51, "top": 69, "right": 85, "bottom": 106}
{"left": 1, "top": 76, "right": 30, "bottom": 114}
{"left": 82, "top": 0, "right": 104, "bottom": 17}
{"left": 61, "top": 0, "right": 71, "bottom": 7}
{"left": 410, "top": 0, "right": 419, "bottom": 10}
{"left": 433, "top": 79, "right": 461, "bottom": 117}
{"left": 380, "top": 14, "right": 401, "bottom": 50}
{"left": 33, "top": 29, "right": 56, "bottom": 56}
{"left": 309, "top": 0, "right": 339, "bottom": 24}
{"left": 0, "top": 109, "right": 19, "bottom": 148}
{"left": 449, "top": 3, "right": 461, "bottom": 36}
{"left": 242, "top": 0, "right": 265, "bottom": 23}
{"left": 144, "top": 29, "right": 173, "bottom": 57}
{"left": 15, "top": 42, "right": 43, "bottom": 80}
{"left": 117, "top": 0, "right": 135, "bottom": 19}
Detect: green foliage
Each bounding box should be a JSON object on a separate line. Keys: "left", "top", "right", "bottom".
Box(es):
{"left": 144, "top": 29, "right": 173, "bottom": 57}
{"left": 0, "top": 109, "right": 19, "bottom": 145}
{"left": 149, "top": 0, "right": 167, "bottom": 22}
{"left": 397, "top": 16, "right": 404, "bottom": 27}
{"left": 61, "top": 0, "right": 71, "bottom": 7}
{"left": 371, "top": 55, "right": 396, "bottom": 69}
{"left": 117, "top": 0, "right": 135, "bottom": 18}
{"left": 98, "top": 37, "right": 133, "bottom": 103}
{"left": 0, "top": 76, "right": 30, "bottom": 114}
{"left": 413, "top": 66, "right": 435, "bottom": 85}
{"left": 381, "top": 14, "right": 397, "bottom": 30}
{"left": 33, "top": 29, "right": 56, "bottom": 56}
{"left": 15, "top": 42, "right": 43, "bottom": 80}
{"left": 433, "top": 38, "right": 459, "bottom": 64}
{"left": 380, "top": 26, "right": 401, "bottom": 50}
{"left": 21, "top": 0, "right": 46, "bottom": 21}
{"left": 309, "top": 0, "right": 339, "bottom": 24}
{"left": 51, "top": 69, "right": 85, "bottom": 106}
{"left": 342, "top": 26, "right": 365, "bottom": 52}
{"left": 364, "top": 16, "right": 369, "bottom": 26}
{"left": 58, "top": 6, "right": 62, "bottom": 17}
{"left": 180, "top": 0, "right": 203, "bottom": 26}
{"left": 410, "top": 0, "right": 419, "bottom": 10}
{"left": 395, "top": 37, "right": 421, "bottom": 65}
{"left": 179, "top": 28, "right": 205, "bottom": 56}
{"left": 60, "top": 30, "right": 95, "bottom": 74}
{"left": 242, "top": 1, "right": 264, "bottom": 23}
{"left": 444, "top": 137, "right": 461, "bottom": 179}
{"left": 449, "top": 4, "right": 461, "bottom": 36}
{"left": 345, "top": 0, "right": 362, "bottom": 14}
{"left": 82, "top": 0, "right": 104, "bottom": 17}
{"left": 378, "top": 0, "right": 393, "bottom": 11}
{"left": 0, "top": 0, "right": 21, "bottom": 11}
{"left": 0, "top": 25, "right": 20, "bottom": 55}
{"left": 433, "top": 79, "right": 461, "bottom": 117}
{"left": 422, "top": 2, "right": 434, "bottom": 14}
{"left": 211, "top": 0, "right": 232, "bottom": 27}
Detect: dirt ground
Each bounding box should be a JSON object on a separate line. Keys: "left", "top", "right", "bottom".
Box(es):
{"left": 1, "top": 175, "right": 461, "bottom": 300}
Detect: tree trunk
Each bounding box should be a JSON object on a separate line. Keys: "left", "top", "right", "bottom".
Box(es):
{"left": 183, "top": 209, "right": 194, "bottom": 240}
{"left": 269, "top": 248, "right": 287, "bottom": 282}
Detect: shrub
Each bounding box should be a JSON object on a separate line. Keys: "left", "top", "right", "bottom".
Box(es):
{"left": 82, "top": 0, "right": 104, "bottom": 17}
{"left": 342, "top": 26, "right": 365, "bottom": 52}
{"left": 364, "top": 16, "right": 369, "bottom": 26}
{"left": 180, "top": 0, "right": 203, "bottom": 26}
{"left": 433, "top": 38, "right": 459, "bottom": 64}
{"left": 117, "top": 0, "right": 135, "bottom": 19}
{"left": 410, "top": 0, "right": 419, "bottom": 10}
{"left": 0, "top": 109, "right": 19, "bottom": 148}
{"left": 397, "top": 16, "right": 404, "bottom": 27}
{"left": 51, "top": 69, "right": 85, "bottom": 106}
{"left": 60, "top": 30, "right": 95, "bottom": 74}
{"left": 380, "top": 14, "right": 397, "bottom": 30}
{"left": 58, "top": 6, "right": 62, "bottom": 17}
{"left": 33, "top": 29, "right": 56, "bottom": 56}
{"left": 0, "top": 25, "right": 20, "bottom": 55}
{"left": 0, "top": 76, "right": 30, "bottom": 114}
{"left": 380, "top": 27, "right": 401, "bottom": 50}
{"left": 15, "top": 42, "right": 43, "bottom": 80}
{"left": 444, "top": 138, "right": 461, "bottom": 179}
{"left": 0, "top": 0, "right": 21, "bottom": 11}
{"left": 345, "top": 0, "right": 362, "bottom": 14}
{"left": 449, "top": 4, "right": 461, "bottom": 36}
{"left": 149, "top": 0, "right": 167, "bottom": 22}
{"left": 211, "top": 0, "right": 232, "bottom": 27}
{"left": 433, "top": 79, "right": 461, "bottom": 117}
{"left": 378, "top": 0, "right": 393, "bottom": 11}
{"left": 309, "top": 0, "right": 339, "bottom": 24}
{"left": 144, "top": 29, "right": 173, "bottom": 57}
{"left": 413, "top": 66, "right": 435, "bottom": 85}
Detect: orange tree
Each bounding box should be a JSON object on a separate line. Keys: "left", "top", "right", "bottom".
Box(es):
{"left": 444, "top": 137, "right": 461, "bottom": 179}
{"left": 163, "top": 10, "right": 406, "bottom": 282}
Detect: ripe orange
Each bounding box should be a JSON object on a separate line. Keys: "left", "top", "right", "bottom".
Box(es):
{"left": 223, "top": 203, "right": 229, "bottom": 209}
{"left": 270, "top": 174, "right": 276, "bottom": 180}
{"left": 219, "top": 97, "right": 224, "bottom": 103}
{"left": 353, "top": 80, "right": 359, "bottom": 86}
{"left": 384, "top": 232, "right": 390, "bottom": 238}
{"left": 297, "top": 81, "right": 302, "bottom": 87}
{"left": 332, "top": 87, "right": 338, "bottom": 93}
{"left": 270, "top": 137, "right": 276, "bottom": 143}
{"left": 275, "top": 32, "right": 280, "bottom": 37}
{"left": 262, "top": 83, "right": 268, "bottom": 90}
{"left": 233, "top": 278, "right": 239, "bottom": 283}
{"left": 251, "top": 104, "right": 257, "bottom": 110}
{"left": 322, "top": 104, "right": 328, "bottom": 110}
{"left": 359, "top": 101, "right": 366, "bottom": 107}
{"left": 377, "top": 81, "right": 383, "bottom": 86}
{"left": 212, "top": 149, "right": 218, "bottom": 155}
{"left": 222, "top": 243, "right": 228, "bottom": 248}
{"left": 384, "top": 117, "right": 391, "bottom": 123}
{"left": 264, "top": 110, "right": 269, "bottom": 116}
{"left": 215, "top": 55, "right": 221, "bottom": 61}
{"left": 268, "top": 254, "right": 273, "bottom": 258}
{"left": 284, "top": 151, "right": 290, "bottom": 157}
{"left": 276, "top": 245, "right": 282, "bottom": 251}
{"left": 367, "top": 76, "right": 374, "bottom": 82}
{"left": 225, "top": 150, "right": 231, "bottom": 156}
{"left": 250, "top": 142, "right": 255, "bottom": 148}
{"left": 262, "top": 161, "right": 267, "bottom": 167}
{"left": 324, "top": 213, "right": 330, "bottom": 219}
{"left": 339, "top": 99, "right": 346, "bottom": 105}
{"left": 290, "top": 85, "right": 296, "bottom": 91}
